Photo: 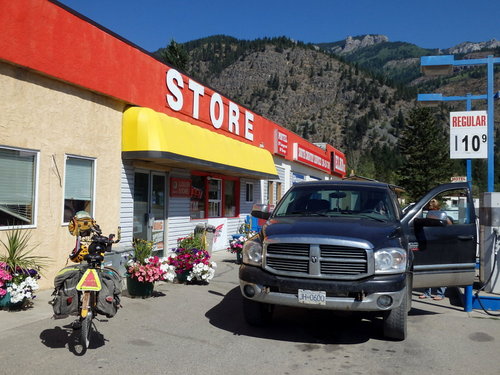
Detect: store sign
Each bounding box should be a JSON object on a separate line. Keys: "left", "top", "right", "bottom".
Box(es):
{"left": 166, "top": 68, "right": 254, "bottom": 141}
{"left": 293, "top": 143, "right": 331, "bottom": 173}
{"left": 170, "top": 178, "right": 191, "bottom": 197}
{"left": 274, "top": 129, "right": 288, "bottom": 156}
{"left": 450, "top": 111, "right": 488, "bottom": 159}
{"left": 333, "top": 151, "right": 346, "bottom": 176}
{"left": 451, "top": 176, "right": 467, "bottom": 183}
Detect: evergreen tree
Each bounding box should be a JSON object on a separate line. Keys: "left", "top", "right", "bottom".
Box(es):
{"left": 159, "top": 40, "right": 189, "bottom": 72}
{"left": 397, "top": 107, "right": 452, "bottom": 200}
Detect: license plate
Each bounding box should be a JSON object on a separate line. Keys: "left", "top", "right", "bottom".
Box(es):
{"left": 298, "top": 289, "right": 326, "bottom": 305}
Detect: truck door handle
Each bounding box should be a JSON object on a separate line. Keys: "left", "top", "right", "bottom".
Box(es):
{"left": 457, "top": 235, "right": 474, "bottom": 241}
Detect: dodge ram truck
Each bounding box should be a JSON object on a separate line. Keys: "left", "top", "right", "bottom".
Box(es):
{"left": 239, "top": 180, "right": 477, "bottom": 340}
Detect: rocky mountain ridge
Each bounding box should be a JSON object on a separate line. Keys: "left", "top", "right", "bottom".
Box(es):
{"left": 318, "top": 35, "right": 389, "bottom": 55}
{"left": 446, "top": 38, "right": 500, "bottom": 54}
{"left": 318, "top": 34, "right": 499, "bottom": 56}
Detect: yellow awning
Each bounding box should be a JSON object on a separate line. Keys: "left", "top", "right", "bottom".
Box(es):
{"left": 122, "top": 107, "right": 278, "bottom": 179}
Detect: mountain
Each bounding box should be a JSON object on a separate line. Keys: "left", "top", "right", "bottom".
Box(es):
{"left": 446, "top": 39, "right": 500, "bottom": 54}
{"left": 317, "top": 35, "right": 500, "bottom": 86}
{"left": 317, "top": 35, "right": 390, "bottom": 55}
{"left": 317, "top": 35, "right": 436, "bottom": 84}
{"left": 155, "top": 35, "right": 500, "bottom": 186}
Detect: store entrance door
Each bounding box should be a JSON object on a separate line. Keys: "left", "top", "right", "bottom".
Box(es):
{"left": 133, "top": 171, "right": 167, "bottom": 255}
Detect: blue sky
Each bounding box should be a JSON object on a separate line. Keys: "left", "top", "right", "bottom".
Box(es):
{"left": 57, "top": 0, "right": 499, "bottom": 52}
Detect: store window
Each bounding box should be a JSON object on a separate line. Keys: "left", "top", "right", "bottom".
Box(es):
{"left": 208, "top": 178, "right": 222, "bottom": 217}
{"left": 245, "top": 183, "right": 254, "bottom": 203}
{"left": 224, "top": 180, "right": 236, "bottom": 217}
{"left": 276, "top": 182, "right": 283, "bottom": 202}
{"left": 190, "top": 175, "right": 205, "bottom": 219}
{"left": 0, "top": 147, "right": 38, "bottom": 227}
{"left": 190, "top": 173, "right": 239, "bottom": 219}
{"left": 64, "top": 156, "right": 95, "bottom": 223}
{"left": 268, "top": 181, "right": 275, "bottom": 204}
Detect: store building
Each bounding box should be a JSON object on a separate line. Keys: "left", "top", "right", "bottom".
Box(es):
{"left": 0, "top": 0, "right": 346, "bottom": 288}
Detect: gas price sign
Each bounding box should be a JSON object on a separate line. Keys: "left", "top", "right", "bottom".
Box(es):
{"left": 450, "top": 111, "right": 488, "bottom": 159}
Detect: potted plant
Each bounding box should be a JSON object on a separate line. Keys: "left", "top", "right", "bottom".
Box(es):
{"left": 125, "top": 239, "right": 175, "bottom": 297}
{"left": 0, "top": 229, "right": 49, "bottom": 310}
{"left": 228, "top": 223, "right": 256, "bottom": 264}
{"left": 228, "top": 236, "right": 246, "bottom": 264}
{"left": 168, "top": 234, "right": 216, "bottom": 284}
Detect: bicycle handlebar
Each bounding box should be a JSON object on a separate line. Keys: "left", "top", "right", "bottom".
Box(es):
{"left": 88, "top": 225, "right": 121, "bottom": 251}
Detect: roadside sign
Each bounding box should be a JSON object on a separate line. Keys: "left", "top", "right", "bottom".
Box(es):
{"left": 450, "top": 111, "right": 487, "bottom": 159}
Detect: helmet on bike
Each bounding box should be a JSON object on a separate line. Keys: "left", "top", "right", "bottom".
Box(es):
{"left": 69, "top": 243, "right": 89, "bottom": 263}
{"left": 68, "top": 211, "right": 95, "bottom": 237}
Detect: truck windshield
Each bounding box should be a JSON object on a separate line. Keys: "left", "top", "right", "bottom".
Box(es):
{"left": 273, "top": 185, "right": 397, "bottom": 221}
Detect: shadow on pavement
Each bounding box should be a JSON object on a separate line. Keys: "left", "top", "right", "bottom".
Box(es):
{"left": 40, "top": 321, "right": 106, "bottom": 356}
{"left": 411, "top": 287, "right": 465, "bottom": 312}
{"left": 205, "top": 287, "right": 389, "bottom": 344}
{"left": 121, "top": 290, "right": 167, "bottom": 299}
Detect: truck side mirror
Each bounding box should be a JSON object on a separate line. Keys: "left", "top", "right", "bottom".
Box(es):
{"left": 251, "top": 204, "right": 274, "bottom": 220}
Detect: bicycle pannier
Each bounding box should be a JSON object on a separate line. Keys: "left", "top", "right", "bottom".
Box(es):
{"left": 96, "top": 267, "right": 122, "bottom": 318}
{"left": 51, "top": 264, "right": 84, "bottom": 318}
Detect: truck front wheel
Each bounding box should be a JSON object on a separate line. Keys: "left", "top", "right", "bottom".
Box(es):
{"left": 383, "top": 289, "right": 408, "bottom": 341}
{"left": 242, "top": 298, "right": 274, "bottom": 326}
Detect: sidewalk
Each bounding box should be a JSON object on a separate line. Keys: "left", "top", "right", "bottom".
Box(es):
{"left": 0, "top": 250, "right": 230, "bottom": 333}
{"left": 0, "top": 287, "right": 54, "bottom": 333}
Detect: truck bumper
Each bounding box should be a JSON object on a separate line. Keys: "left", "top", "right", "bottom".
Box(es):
{"left": 239, "top": 264, "right": 408, "bottom": 312}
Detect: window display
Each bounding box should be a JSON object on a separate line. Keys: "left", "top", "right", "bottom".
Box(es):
{"left": 189, "top": 174, "right": 238, "bottom": 219}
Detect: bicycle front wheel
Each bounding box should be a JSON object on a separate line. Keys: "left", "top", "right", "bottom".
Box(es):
{"left": 80, "top": 310, "right": 92, "bottom": 352}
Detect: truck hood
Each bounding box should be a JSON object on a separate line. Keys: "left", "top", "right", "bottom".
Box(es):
{"left": 262, "top": 216, "right": 402, "bottom": 248}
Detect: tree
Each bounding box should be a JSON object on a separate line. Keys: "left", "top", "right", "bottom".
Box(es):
{"left": 397, "top": 107, "right": 452, "bottom": 200}
{"left": 159, "top": 40, "right": 189, "bottom": 72}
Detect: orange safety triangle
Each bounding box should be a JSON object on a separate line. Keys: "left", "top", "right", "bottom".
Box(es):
{"left": 76, "top": 269, "right": 102, "bottom": 291}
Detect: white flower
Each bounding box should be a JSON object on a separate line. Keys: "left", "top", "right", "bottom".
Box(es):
{"left": 160, "top": 263, "right": 177, "bottom": 282}
{"left": 7, "top": 276, "right": 39, "bottom": 303}
{"left": 188, "top": 262, "right": 216, "bottom": 282}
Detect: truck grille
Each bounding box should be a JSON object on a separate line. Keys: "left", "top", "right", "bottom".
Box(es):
{"left": 265, "top": 241, "right": 371, "bottom": 280}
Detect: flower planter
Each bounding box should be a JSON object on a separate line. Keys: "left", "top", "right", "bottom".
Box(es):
{"left": 0, "top": 292, "right": 25, "bottom": 310}
{"left": 175, "top": 270, "right": 190, "bottom": 283}
{"left": 236, "top": 252, "right": 242, "bottom": 264}
{"left": 0, "top": 293, "right": 11, "bottom": 308}
{"left": 126, "top": 276, "right": 154, "bottom": 298}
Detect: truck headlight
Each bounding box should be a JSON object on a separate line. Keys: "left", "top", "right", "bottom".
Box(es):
{"left": 242, "top": 240, "right": 263, "bottom": 266}
{"left": 374, "top": 248, "right": 406, "bottom": 274}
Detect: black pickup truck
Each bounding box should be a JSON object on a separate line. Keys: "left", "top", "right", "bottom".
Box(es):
{"left": 239, "top": 180, "right": 477, "bottom": 340}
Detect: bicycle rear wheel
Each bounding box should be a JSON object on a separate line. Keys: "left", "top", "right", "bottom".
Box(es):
{"left": 80, "top": 310, "right": 92, "bottom": 352}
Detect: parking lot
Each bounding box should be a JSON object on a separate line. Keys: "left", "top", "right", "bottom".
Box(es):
{"left": 1, "top": 251, "right": 499, "bottom": 375}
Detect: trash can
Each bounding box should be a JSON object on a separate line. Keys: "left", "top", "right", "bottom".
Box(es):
{"left": 104, "top": 248, "right": 132, "bottom": 277}
{"left": 194, "top": 223, "right": 206, "bottom": 237}
{"left": 204, "top": 225, "right": 216, "bottom": 256}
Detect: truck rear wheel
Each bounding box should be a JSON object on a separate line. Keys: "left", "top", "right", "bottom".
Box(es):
{"left": 242, "top": 298, "right": 274, "bottom": 326}
{"left": 383, "top": 289, "right": 408, "bottom": 341}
